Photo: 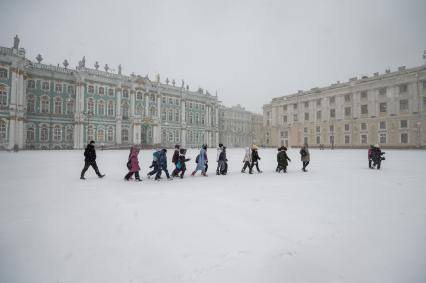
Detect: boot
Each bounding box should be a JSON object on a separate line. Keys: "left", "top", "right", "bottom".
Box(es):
{"left": 191, "top": 171, "right": 196, "bottom": 176}
{"left": 80, "top": 176, "right": 85, "bottom": 180}
{"left": 201, "top": 172, "right": 208, "bottom": 177}
{"left": 98, "top": 174, "right": 105, "bottom": 178}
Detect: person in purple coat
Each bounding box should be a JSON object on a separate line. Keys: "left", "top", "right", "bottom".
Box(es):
{"left": 124, "top": 145, "right": 141, "bottom": 181}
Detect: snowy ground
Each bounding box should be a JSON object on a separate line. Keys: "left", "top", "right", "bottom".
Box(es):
{"left": 0, "top": 148, "right": 425, "bottom": 283}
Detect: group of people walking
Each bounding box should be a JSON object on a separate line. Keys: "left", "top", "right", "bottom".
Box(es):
{"left": 80, "top": 140, "right": 383, "bottom": 180}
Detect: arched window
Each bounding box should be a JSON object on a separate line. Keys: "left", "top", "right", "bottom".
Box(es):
{"left": 136, "top": 104, "right": 143, "bottom": 116}
{"left": 97, "top": 128, "right": 105, "bottom": 142}
{"left": 107, "top": 127, "right": 114, "bottom": 142}
{"left": 27, "top": 95, "right": 35, "bottom": 112}
{"left": 98, "top": 100, "right": 105, "bottom": 116}
{"left": 88, "top": 85, "right": 94, "bottom": 94}
{"left": 0, "top": 68, "right": 8, "bottom": 79}
{"left": 66, "top": 99, "right": 74, "bottom": 114}
{"left": 26, "top": 125, "right": 35, "bottom": 142}
{"left": 0, "top": 86, "right": 7, "bottom": 107}
{"left": 122, "top": 102, "right": 129, "bottom": 119}
{"left": 66, "top": 127, "right": 73, "bottom": 142}
{"left": 53, "top": 125, "right": 62, "bottom": 141}
{"left": 41, "top": 96, "right": 50, "bottom": 113}
{"left": 27, "top": 80, "right": 35, "bottom": 89}
{"left": 40, "top": 125, "right": 49, "bottom": 141}
{"left": 136, "top": 91, "right": 143, "bottom": 100}
{"left": 122, "top": 89, "right": 129, "bottom": 98}
{"left": 122, "top": 128, "right": 129, "bottom": 142}
{"left": 99, "top": 87, "right": 105, "bottom": 95}
{"left": 0, "top": 120, "right": 6, "bottom": 142}
{"left": 42, "top": 81, "right": 50, "bottom": 91}
{"left": 87, "top": 125, "right": 94, "bottom": 141}
{"left": 108, "top": 88, "right": 114, "bottom": 96}
{"left": 87, "top": 98, "right": 94, "bottom": 114}
{"left": 54, "top": 97, "right": 62, "bottom": 114}
{"left": 108, "top": 101, "right": 114, "bottom": 116}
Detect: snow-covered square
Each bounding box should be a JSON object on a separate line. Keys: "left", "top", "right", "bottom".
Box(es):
{"left": 1, "top": 148, "right": 425, "bottom": 283}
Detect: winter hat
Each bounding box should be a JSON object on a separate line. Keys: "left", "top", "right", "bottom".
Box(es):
{"left": 252, "top": 144, "right": 258, "bottom": 150}
{"left": 374, "top": 144, "right": 380, "bottom": 148}
{"left": 179, "top": 148, "right": 187, "bottom": 154}
{"left": 219, "top": 143, "right": 223, "bottom": 147}
{"left": 175, "top": 144, "right": 180, "bottom": 149}
{"left": 89, "top": 140, "right": 95, "bottom": 145}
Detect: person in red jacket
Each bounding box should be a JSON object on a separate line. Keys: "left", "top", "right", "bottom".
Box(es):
{"left": 124, "top": 145, "right": 141, "bottom": 181}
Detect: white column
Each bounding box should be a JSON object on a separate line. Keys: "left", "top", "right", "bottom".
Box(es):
{"left": 145, "top": 94, "right": 149, "bottom": 116}
{"left": 181, "top": 100, "right": 186, "bottom": 123}
{"left": 130, "top": 90, "right": 135, "bottom": 117}
{"left": 133, "top": 123, "right": 141, "bottom": 144}
{"left": 181, "top": 128, "right": 186, "bottom": 147}
{"left": 8, "top": 119, "right": 15, "bottom": 149}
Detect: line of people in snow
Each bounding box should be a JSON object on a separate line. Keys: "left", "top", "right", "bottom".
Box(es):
{"left": 79, "top": 141, "right": 384, "bottom": 180}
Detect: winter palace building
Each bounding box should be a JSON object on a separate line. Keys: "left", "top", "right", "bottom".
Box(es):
{"left": 0, "top": 36, "right": 222, "bottom": 150}
{"left": 263, "top": 63, "right": 426, "bottom": 148}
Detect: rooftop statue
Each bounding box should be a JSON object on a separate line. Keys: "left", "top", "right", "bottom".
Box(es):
{"left": 118, "top": 64, "right": 122, "bottom": 75}
{"left": 78, "top": 56, "right": 86, "bottom": 68}
{"left": 13, "top": 35, "right": 20, "bottom": 49}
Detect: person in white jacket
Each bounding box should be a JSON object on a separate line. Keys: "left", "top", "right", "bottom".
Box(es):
{"left": 241, "top": 147, "right": 252, "bottom": 173}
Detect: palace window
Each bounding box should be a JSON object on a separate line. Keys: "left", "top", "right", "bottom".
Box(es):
{"left": 195, "top": 103, "right": 199, "bottom": 109}
{"left": 316, "top": 111, "right": 321, "bottom": 120}
{"left": 108, "top": 101, "right": 114, "bottom": 116}
{"left": 293, "top": 114, "right": 298, "bottom": 122}
{"left": 42, "top": 81, "right": 50, "bottom": 91}
{"left": 361, "top": 104, "right": 368, "bottom": 114}
{"left": 0, "top": 120, "right": 6, "bottom": 142}
{"left": 0, "top": 68, "right": 8, "bottom": 79}
{"left": 122, "top": 129, "right": 129, "bottom": 142}
{"left": 66, "top": 99, "right": 74, "bottom": 114}
{"left": 122, "top": 102, "right": 129, "bottom": 119}
{"left": 422, "top": 80, "right": 426, "bottom": 89}
{"left": 87, "top": 98, "right": 94, "bottom": 114}
{"left": 108, "top": 88, "right": 114, "bottom": 96}
{"left": 304, "top": 102, "right": 309, "bottom": 108}
{"left": 379, "top": 133, "right": 387, "bottom": 144}
{"left": 361, "top": 123, "right": 367, "bottom": 131}
{"left": 401, "top": 133, "right": 408, "bottom": 144}
{"left": 66, "top": 127, "right": 73, "bottom": 142}
{"left": 150, "top": 94, "right": 155, "bottom": 102}
{"left": 189, "top": 113, "right": 193, "bottom": 124}
{"left": 107, "top": 127, "right": 114, "bottom": 142}
{"left": 41, "top": 96, "right": 50, "bottom": 113}
{"left": 27, "top": 80, "right": 35, "bottom": 89}
{"left": 136, "top": 92, "right": 143, "bottom": 100}
{"left": 175, "top": 99, "right": 179, "bottom": 105}
{"left": 379, "top": 121, "right": 386, "bottom": 130}
{"left": 97, "top": 129, "right": 105, "bottom": 142}
{"left": 27, "top": 94, "right": 35, "bottom": 113}
{"left": 99, "top": 87, "right": 105, "bottom": 95}
{"left": 330, "top": 109, "right": 335, "bottom": 118}
{"left": 400, "top": 120, "right": 408, "bottom": 128}
{"left": 88, "top": 85, "right": 94, "bottom": 94}
{"left": 54, "top": 97, "right": 62, "bottom": 114}
{"left": 53, "top": 126, "right": 62, "bottom": 141}
{"left": 344, "top": 124, "right": 350, "bottom": 131}
{"left": 98, "top": 100, "right": 105, "bottom": 116}
{"left": 0, "top": 87, "right": 8, "bottom": 107}
{"left": 316, "top": 126, "right": 320, "bottom": 133}
{"left": 316, "top": 99, "right": 321, "bottom": 106}
{"left": 361, "top": 91, "right": 367, "bottom": 99}
{"left": 282, "top": 115, "right": 287, "bottom": 123}
{"left": 168, "top": 110, "right": 173, "bottom": 121}
{"left": 149, "top": 107, "right": 156, "bottom": 117}
{"left": 136, "top": 104, "right": 143, "bottom": 116}
{"left": 196, "top": 113, "right": 200, "bottom": 124}
{"left": 87, "top": 125, "right": 94, "bottom": 141}
{"left": 379, "top": 88, "right": 387, "bottom": 96}
{"left": 361, "top": 134, "right": 368, "bottom": 144}
{"left": 201, "top": 114, "right": 205, "bottom": 124}
{"left": 345, "top": 107, "right": 351, "bottom": 117}
{"left": 399, "top": 84, "right": 408, "bottom": 94}
{"left": 55, "top": 84, "right": 62, "bottom": 93}
{"left": 344, "top": 94, "right": 351, "bottom": 102}
{"left": 175, "top": 111, "right": 179, "bottom": 122}
{"left": 345, "top": 135, "right": 350, "bottom": 144}
{"left": 304, "top": 127, "right": 308, "bottom": 134}
{"left": 330, "top": 125, "right": 334, "bottom": 133}
{"left": 293, "top": 103, "right": 298, "bottom": 109}
{"left": 169, "top": 98, "right": 173, "bottom": 105}
{"left": 122, "top": 89, "right": 129, "bottom": 98}
{"left": 304, "top": 112, "right": 309, "bottom": 121}
{"left": 40, "top": 126, "right": 48, "bottom": 141}
{"left": 399, "top": 99, "right": 408, "bottom": 111}
{"left": 379, "top": 103, "right": 387, "bottom": 113}
{"left": 329, "top": 96, "right": 335, "bottom": 104}
{"left": 26, "top": 126, "right": 35, "bottom": 142}
{"left": 316, "top": 136, "right": 320, "bottom": 144}
{"left": 67, "top": 85, "right": 74, "bottom": 94}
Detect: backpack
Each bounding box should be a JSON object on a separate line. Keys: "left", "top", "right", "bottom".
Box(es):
{"left": 126, "top": 160, "right": 131, "bottom": 170}
{"left": 195, "top": 154, "right": 200, "bottom": 163}
{"left": 176, "top": 160, "right": 182, "bottom": 170}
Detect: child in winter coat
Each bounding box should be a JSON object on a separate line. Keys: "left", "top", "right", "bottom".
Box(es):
{"left": 155, "top": 149, "right": 172, "bottom": 180}
{"left": 370, "top": 144, "right": 385, "bottom": 169}
{"left": 172, "top": 148, "right": 191, "bottom": 178}
{"left": 192, "top": 144, "right": 208, "bottom": 176}
{"left": 217, "top": 146, "right": 228, "bottom": 175}
{"left": 147, "top": 149, "right": 161, "bottom": 179}
{"left": 241, "top": 147, "right": 251, "bottom": 173}
{"left": 124, "top": 145, "right": 141, "bottom": 181}
{"left": 276, "top": 146, "right": 291, "bottom": 173}
{"left": 249, "top": 145, "right": 262, "bottom": 174}
{"left": 300, "top": 144, "right": 310, "bottom": 172}
{"left": 172, "top": 144, "right": 180, "bottom": 166}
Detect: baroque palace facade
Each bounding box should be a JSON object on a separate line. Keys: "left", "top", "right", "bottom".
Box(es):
{"left": 0, "top": 36, "right": 222, "bottom": 150}
{"left": 219, "top": 104, "right": 253, "bottom": 147}
{"left": 263, "top": 63, "right": 426, "bottom": 148}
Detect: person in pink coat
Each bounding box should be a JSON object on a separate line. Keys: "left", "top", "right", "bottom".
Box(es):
{"left": 124, "top": 145, "right": 141, "bottom": 181}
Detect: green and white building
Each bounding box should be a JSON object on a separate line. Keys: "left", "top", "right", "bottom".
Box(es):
{"left": 0, "top": 36, "right": 220, "bottom": 150}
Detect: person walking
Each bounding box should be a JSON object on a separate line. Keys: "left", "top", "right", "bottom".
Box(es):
{"left": 300, "top": 143, "right": 310, "bottom": 172}
{"left": 371, "top": 144, "right": 385, "bottom": 170}
{"left": 249, "top": 145, "right": 262, "bottom": 174}
{"left": 241, "top": 147, "right": 251, "bottom": 173}
{"left": 171, "top": 148, "right": 191, "bottom": 178}
{"left": 172, "top": 144, "right": 180, "bottom": 166}
{"left": 277, "top": 146, "right": 291, "bottom": 173}
{"left": 80, "top": 140, "right": 105, "bottom": 179}
{"left": 124, "top": 145, "right": 141, "bottom": 181}
{"left": 155, "top": 148, "right": 172, "bottom": 180}
{"left": 218, "top": 146, "right": 228, "bottom": 175}
{"left": 147, "top": 148, "right": 161, "bottom": 179}
{"left": 368, "top": 144, "right": 374, "bottom": 169}
{"left": 216, "top": 143, "right": 224, "bottom": 175}
{"left": 192, "top": 144, "right": 208, "bottom": 176}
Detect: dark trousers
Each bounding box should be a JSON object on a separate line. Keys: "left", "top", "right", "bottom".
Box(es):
{"left": 242, "top": 161, "right": 250, "bottom": 172}
{"left": 148, "top": 165, "right": 160, "bottom": 176}
{"left": 125, "top": 171, "right": 140, "bottom": 180}
{"left": 156, "top": 166, "right": 170, "bottom": 179}
{"left": 302, "top": 161, "right": 309, "bottom": 170}
{"left": 277, "top": 165, "right": 287, "bottom": 173}
{"left": 172, "top": 168, "right": 186, "bottom": 177}
{"left": 373, "top": 159, "right": 381, "bottom": 169}
{"left": 369, "top": 159, "right": 373, "bottom": 168}
{"left": 81, "top": 161, "right": 101, "bottom": 177}
{"left": 249, "top": 161, "right": 261, "bottom": 173}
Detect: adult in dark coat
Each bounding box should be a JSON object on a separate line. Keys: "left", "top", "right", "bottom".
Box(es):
{"left": 277, "top": 146, "right": 291, "bottom": 173}
{"left": 371, "top": 144, "right": 385, "bottom": 169}
{"left": 155, "top": 149, "right": 172, "bottom": 180}
{"left": 172, "top": 144, "right": 180, "bottom": 165}
{"left": 249, "top": 145, "right": 262, "bottom": 174}
{"left": 300, "top": 144, "right": 310, "bottom": 172}
{"left": 80, "top": 140, "right": 105, "bottom": 179}
{"left": 172, "top": 148, "right": 191, "bottom": 178}
{"left": 218, "top": 146, "right": 228, "bottom": 175}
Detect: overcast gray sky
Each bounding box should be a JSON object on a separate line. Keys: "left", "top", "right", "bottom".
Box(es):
{"left": 1, "top": 0, "right": 425, "bottom": 113}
